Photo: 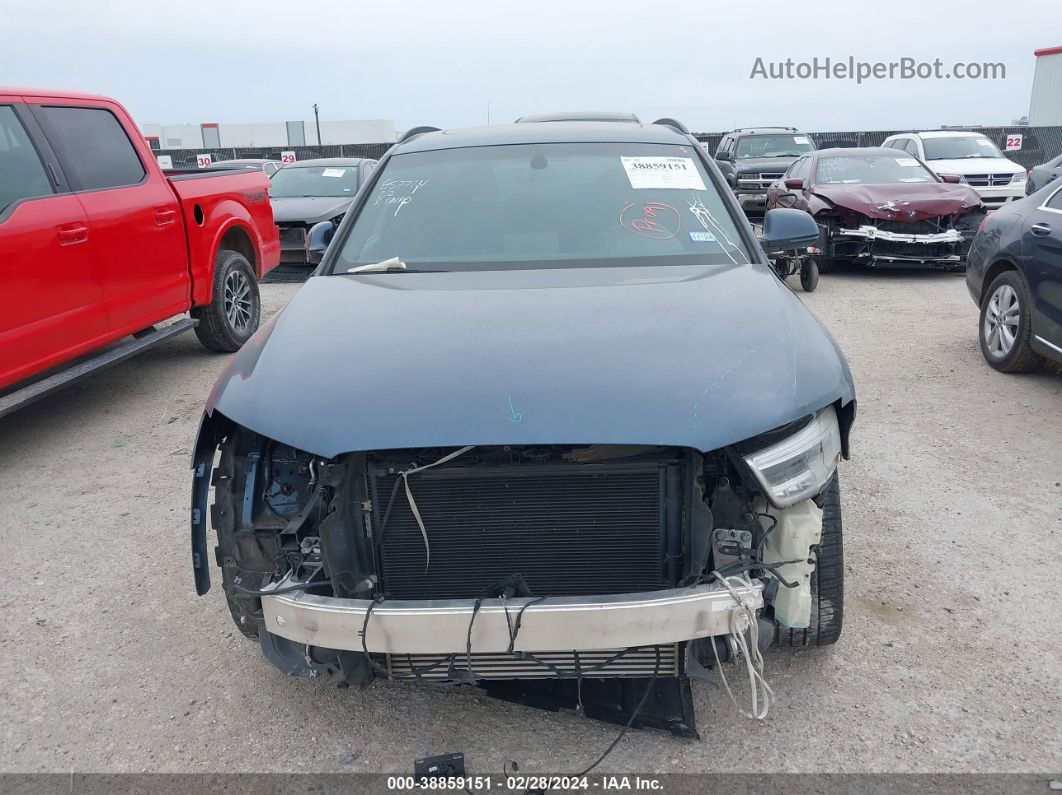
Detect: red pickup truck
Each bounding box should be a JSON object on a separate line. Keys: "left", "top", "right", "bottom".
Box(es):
{"left": 0, "top": 88, "right": 279, "bottom": 415}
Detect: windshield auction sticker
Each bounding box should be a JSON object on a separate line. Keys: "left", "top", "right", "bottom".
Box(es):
{"left": 621, "top": 157, "right": 706, "bottom": 191}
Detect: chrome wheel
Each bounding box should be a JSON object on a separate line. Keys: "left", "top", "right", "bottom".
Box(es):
{"left": 983, "top": 283, "right": 1020, "bottom": 358}
{"left": 223, "top": 269, "right": 253, "bottom": 333}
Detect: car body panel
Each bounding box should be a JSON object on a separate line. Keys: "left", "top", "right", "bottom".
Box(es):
{"left": 205, "top": 263, "right": 854, "bottom": 459}
{"left": 965, "top": 183, "right": 1062, "bottom": 364}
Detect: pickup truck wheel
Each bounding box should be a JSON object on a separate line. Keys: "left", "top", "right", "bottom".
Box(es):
{"left": 978, "top": 271, "right": 1043, "bottom": 373}
{"left": 193, "top": 249, "right": 261, "bottom": 352}
{"left": 774, "top": 472, "right": 843, "bottom": 648}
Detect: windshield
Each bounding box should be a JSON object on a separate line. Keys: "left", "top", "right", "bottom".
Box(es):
{"left": 269, "top": 165, "right": 360, "bottom": 197}
{"left": 921, "top": 136, "right": 1004, "bottom": 160}
{"left": 815, "top": 155, "right": 939, "bottom": 185}
{"left": 735, "top": 134, "right": 815, "bottom": 159}
{"left": 332, "top": 142, "right": 752, "bottom": 272}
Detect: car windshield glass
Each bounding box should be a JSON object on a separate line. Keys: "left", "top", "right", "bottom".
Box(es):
{"left": 735, "top": 134, "right": 814, "bottom": 159}
{"left": 815, "top": 155, "right": 938, "bottom": 184}
{"left": 921, "top": 136, "right": 1003, "bottom": 160}
{"left": 269, "top": 165, "right": 360, "bottom": 197}
{"left": 332, "top": 142, "right": 752, "bottom": 272}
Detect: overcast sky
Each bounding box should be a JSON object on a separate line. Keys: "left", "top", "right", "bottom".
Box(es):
{"left": 3, "top": 0, "right": 1055, "bottom": 133}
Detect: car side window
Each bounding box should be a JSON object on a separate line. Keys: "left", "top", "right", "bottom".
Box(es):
{"left": 1046, "top": 186, "right": 1062, "bottom": 211}
{"left": 37, "top": 105, "right": 146, "bottom": 191}
{"left": 0, "top": 105, "right": 54, "bottom": 215}
{"left": 904, "top": 139, "right": 921, "bottom": 157}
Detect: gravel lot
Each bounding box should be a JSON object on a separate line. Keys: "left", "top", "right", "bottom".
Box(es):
{"left": 2, "top": 267, "right": 1060, "bottom": 775}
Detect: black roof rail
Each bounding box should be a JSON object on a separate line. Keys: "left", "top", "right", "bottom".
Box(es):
{"left": 732, "top": 126, "right": 798, "bottom": 133}
{"left": 652, "top": 117, "right": 690, "bottom": 134}
{"left": 398, "top": 126, "right": 441, "bottom": 144}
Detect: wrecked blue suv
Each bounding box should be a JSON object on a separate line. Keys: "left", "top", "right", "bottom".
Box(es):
{"left": 191, "top": 117, "right": 856, "bottom": 736}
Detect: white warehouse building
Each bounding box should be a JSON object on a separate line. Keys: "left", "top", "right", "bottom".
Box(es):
{"left": 1029, "top": 45, "right": 1062, "bottom": 126}
{"left": 141, "top": 118, "right": 397, "bottom": 150}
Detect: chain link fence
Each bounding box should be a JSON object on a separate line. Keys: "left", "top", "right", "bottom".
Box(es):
{"left": 154, "top": 126, "right": 1062, "bottom": 171}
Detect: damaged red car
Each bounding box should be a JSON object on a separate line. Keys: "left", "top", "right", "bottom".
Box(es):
{"left": 766, "top": 147, "right": 986, "bottom": 272}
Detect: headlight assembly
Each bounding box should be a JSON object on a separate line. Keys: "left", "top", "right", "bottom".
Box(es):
{"left": 743, "top": 406, "right": 841, "bottom": 508}
{"left": 1010, "top": 171, "right": 1026, "bottom": 185}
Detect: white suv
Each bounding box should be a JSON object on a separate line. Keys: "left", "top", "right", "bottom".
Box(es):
{"left": 881, "top": 131, "right": 1026, "bottom": 209}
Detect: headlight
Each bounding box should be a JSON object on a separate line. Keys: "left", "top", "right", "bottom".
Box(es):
{"left": 743, "top": 406, "right": 841, "bottom": 508}
{"left": 1010, "top": 172, "right": 1026, "bottom": 184}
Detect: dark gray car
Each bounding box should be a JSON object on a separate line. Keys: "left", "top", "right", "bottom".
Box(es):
{"left": 268, "top": 157, "right": 376, "bottom": 281}
{"left": 191, "top": 119, "right": 855, "bottom": 735}
{"left": 966, "top": 180, "right": 1062, "bottom": 371}
{"left": 1026, "top": 153, "right": 1062, "bottom": 195}
{"left": 714, "top": 128, "right": 817, "bottom": 215}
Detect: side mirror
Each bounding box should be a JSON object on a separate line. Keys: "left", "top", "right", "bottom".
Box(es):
{"left": 939, "top": 174, "right": 962, "bottom": 184}
{"left": 784, "top": 177, "right": 805, "bottom": 190}
{"left": 305, "top": 220, "right": 336, "bottom": 265}
{"left": 715, "top": 150, "right": 733, "bottom": 162}
{"left": 759, "top": 208, "right": 820, "bottom": 251}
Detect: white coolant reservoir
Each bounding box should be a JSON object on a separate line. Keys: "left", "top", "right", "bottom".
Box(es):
{"left": 756, "top": 497, "right": 822, "bottom": 629}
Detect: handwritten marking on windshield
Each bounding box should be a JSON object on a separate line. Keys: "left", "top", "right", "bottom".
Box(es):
{"left": 619, "top": 202, "right": 681, "bottom": 239}
{"left": 374, "top": 178, "right": 431, "bottom": 217}
{"left": 506, "top": 395, "right": 523, "bottom": 423}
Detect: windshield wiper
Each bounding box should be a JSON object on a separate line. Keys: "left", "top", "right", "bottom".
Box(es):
{"left": 347, "top": 257, "right": 407, "bottom": 274}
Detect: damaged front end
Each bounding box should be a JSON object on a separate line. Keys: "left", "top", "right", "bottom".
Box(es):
{"left": 820, "top": 214, "right": 982, "bottom": 269}
{"left": 807, "top": 186, "right": 986, "bottom": 270}
{"left": 192, "top": 404, "right": 849, "bottom": 737}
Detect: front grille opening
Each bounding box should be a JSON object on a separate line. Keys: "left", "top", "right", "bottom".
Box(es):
{"left": 370, "top": 446, "right": 688, "bottom": 600}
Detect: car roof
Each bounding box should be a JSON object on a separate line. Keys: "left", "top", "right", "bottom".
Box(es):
{"left": 816, "top": 146, "right": 916, "bottom": 158}
{"left": 515, "top": 111, "right": 641, "bottom": 124}
{"left": 0, "top": 86, "right": 114, "bottom": 102}
{"left": 393, "top": 121, "right": 692, "bottom": 154}
{"left": 894, "top": 130, "right": 986, "bottom": 139}
{"left": 278, "top": 158, "right": 373, "bottom": 167}
{"left": 728, "top": 128, "right": 801, "bottom": 136}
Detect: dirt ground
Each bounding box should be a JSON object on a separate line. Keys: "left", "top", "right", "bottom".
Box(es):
{"left": 2, "top": 267, "right": 1060, "bottom": 775}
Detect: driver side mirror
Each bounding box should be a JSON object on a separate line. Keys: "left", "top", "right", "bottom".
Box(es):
{"left": 305, "top": 220, "right": 336, "bottom": 265}
{"left": 784, "top": 177, "right": 805, "bottom": 190}
{"left": 939, "top": 174, "right": 962, "bottom": 184}
{"left": 715, "top": 150, "right": 733, "bottom": 162}
{"left": 759, "top": 208, "right": 820, "bottom": 251}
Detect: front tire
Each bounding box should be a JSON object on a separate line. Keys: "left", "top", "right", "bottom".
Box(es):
{"left": 193, "top": 249, "right": 261, "bottom": 352}
{"left": 774, "top": 472, "right": 843, "bottom": 648}
{"left": 800, "top": 259, "right": 819, "bottom": 292}
{"left": 978, "top": 270, "right": 1043, "bottom": 373}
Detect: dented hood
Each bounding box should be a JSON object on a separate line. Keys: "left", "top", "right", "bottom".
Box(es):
{"left": 810, "top": 182, "right": 983, "bottom": 221}
{"left": 205, "top": 264, "right": 854, "bottom": 458}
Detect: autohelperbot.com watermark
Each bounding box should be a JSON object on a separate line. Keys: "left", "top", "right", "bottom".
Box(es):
{"left": 750, "top": 56, "right": 1006, "bottom": 83}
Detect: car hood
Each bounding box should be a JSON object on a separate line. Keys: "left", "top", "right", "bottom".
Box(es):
{"left": 734, "top": 157, "right": 800, "bottom": 173}
{"left": 924, "top": 157, "right": 1022, "bottom": 177}
{"left": 270, "top": 196, "right": 353, "bottom": 224}
{"left": 205, "top": 263, "right": 855, "bottom": 458}
{"left": 809, "top": 182, "right": 984, "bottom": 220}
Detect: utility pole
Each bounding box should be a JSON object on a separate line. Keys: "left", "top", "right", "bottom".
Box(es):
{"left": 313, "top": 103, "right": 321, "bottom": 146}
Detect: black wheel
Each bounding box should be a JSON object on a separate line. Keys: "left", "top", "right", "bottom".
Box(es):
{"left": 800, "top": 258, "right": 819, "bottom": 292}
{"left": 193, "top": 250, "right": 261, "bottom": 352}
{"left": 978, "top": 270, "right": 1043, "bottom": 373}
{"left": 775, "top": 472, "right": 843, "bottom": 648}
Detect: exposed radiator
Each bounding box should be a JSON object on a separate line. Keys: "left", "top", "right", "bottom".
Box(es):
{"left": 388, "top": 645, "right": 680, "bottom": 680}
{"left": 371, "top": 454, "right": 686, "bottom": 600}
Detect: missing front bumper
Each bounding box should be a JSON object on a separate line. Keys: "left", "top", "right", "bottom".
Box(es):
{"left": 261, "top": 581, "right": 764, "bottom": 655}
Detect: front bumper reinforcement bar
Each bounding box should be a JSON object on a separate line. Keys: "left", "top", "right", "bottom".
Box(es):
{"left": 261, "top": 581, "right": 764, "bottom": 654}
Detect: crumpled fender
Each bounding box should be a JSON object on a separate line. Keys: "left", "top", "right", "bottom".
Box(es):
{"left": 808, "top": 183, "right": 983, "bottom": 222}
